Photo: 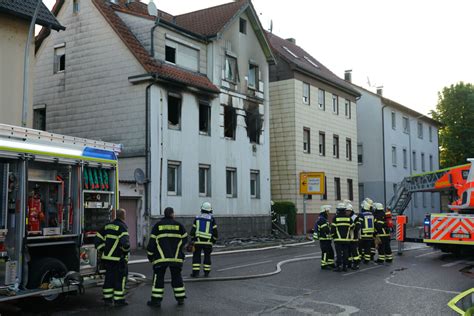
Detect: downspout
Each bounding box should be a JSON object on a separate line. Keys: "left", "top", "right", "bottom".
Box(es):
{"left": 145, "top": 81, "right": 154, "bottom": 247}
{"left": 382, "top": 104, "right": 388, "bottom": 208}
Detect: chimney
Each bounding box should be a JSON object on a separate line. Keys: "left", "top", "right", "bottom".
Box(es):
{"left": 376, "top": 86, "right": 383, "bottom": 96}
{"left": 286, "top": 38, "right": 296, "bottom": 44}
{"left": 344, "top": 70, "right": 352, "bottom": 83}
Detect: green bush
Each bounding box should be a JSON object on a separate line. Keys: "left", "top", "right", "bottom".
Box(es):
{"left": 272, "top": 201, "right": 297, "bottom": 235}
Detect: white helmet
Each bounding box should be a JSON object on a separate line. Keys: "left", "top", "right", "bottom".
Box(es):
{"left": 346, "top": 204, "right": 353, "bottom": 211}
{"left": 364, "top": 198, "right": 374, "bottom": 206}
{"left": 201, "top": 201, "right": 213, "bottom": 213}
{"left": 374, "top": 202, "right": 384, "bottom": 211}
{"left": 320, "top": 205, "right": 332, "bottom": 213}
{"left": 361, "top": 200, "right": 371, "bottom": 211}
{"left": 336, "top": 202, "right": 346, "bottom": 210}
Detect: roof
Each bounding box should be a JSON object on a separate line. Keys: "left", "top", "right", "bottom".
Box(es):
{"left": 0, "top": 0, "right": 64, "bottom": 31}
{"left": 352, "top": 84, "right": 441, "bottom": 127}
{"left": 266, "top": 32, "right": 360, "bottom": 98}
{"left": 92, "top": 0, "right": 219, "bottom": 94}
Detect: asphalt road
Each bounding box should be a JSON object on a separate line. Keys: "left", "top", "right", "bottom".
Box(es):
{"left": 2, "top": 242, "right": 473, "bottom": 315}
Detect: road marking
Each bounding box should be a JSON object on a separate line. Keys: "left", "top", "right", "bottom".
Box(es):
{"left": 415, "top": 250, "right": 440, "bottom": 258}
{"left": 384, "top": 276, "right": 460, "bottom": 295}
{"left": 343, "top": 265, "right": 383, "bottom": 276}
{"left": 217, "top": 260, "right": 273, "bottom": 272}
{"left": 442, "top": 260, "right": 465, "bottom": 268}
{"left": 293, "top": 252, "right": 321, "bottom": 258}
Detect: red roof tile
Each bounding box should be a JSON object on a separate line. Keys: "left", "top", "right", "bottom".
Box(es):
{"left": 92, "top": 0, "right": 219, "bottom": 93}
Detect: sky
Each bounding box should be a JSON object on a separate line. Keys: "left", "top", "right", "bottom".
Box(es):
{"left": 43, "top": 0, "right": 474, "bottom": 116}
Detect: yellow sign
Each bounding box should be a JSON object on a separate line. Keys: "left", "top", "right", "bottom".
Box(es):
{"left": 300, "top": 172, "right": 325, "bottom": 195}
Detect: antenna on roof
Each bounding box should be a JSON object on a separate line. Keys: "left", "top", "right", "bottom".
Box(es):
{"left": 147, "top": 0, "right": 158, "bottom": 17}
{"left": 269, "top": 19, "right": 273, "bottom": 33}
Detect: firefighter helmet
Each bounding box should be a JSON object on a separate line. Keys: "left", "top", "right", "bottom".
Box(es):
{"left": 374, "top": 202, "right": 384, "bottom": 211}
{"left": 320, "top": 205, "right": 331, "bottom": 214}
{"left": 201, "top": 201, "right": 213, "bottom": 213}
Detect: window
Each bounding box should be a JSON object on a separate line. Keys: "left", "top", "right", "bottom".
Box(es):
{"left": 417, "top": 122, "right": 423, "bottom": 139}
{"left": 167, "top": 161, "right": 181, "bottom": 195}
{"left": 332, "top": 94, "right": 339, "bottom": 114}
{"left": 320, "top": 176, "right": 328, "bottom": 200}
{"left": 393, "top": 183, "right": 398, "bottom": 195}
{"left": 248, "top": 63, "right": 258, "bottom": 89}
{"left": 226, "top": 168, "right": 237, "bottom": 197}
{"left": 412, "top": 151, "right": 417, "bottom": 170}
{"left": 422, "top": 192, "right": 427, "bottom": 207}
{"left": 54, "top": 44, "right": 65, "bottom": 73}
{"left": 303, "top": 82, "right": 310, "bottom": 104}
{"left": 391, "top": 112, "right": 396, "bottom": 130}
{"left": 346, "top": 138, "right": 352, "bottom": 161}
{"left": 224, "top": 106, "right": 237, "bottom": 139}
{"left": 429, "top": 155, "right": 433, "bottom": 171}
{"left": 165, "top": 45, "right": 176, "bottom": 63}
{"left": 168, "top": 94, "right": 181, "bottom": 129}
{"left": 250, "top": 170, "right": 260, "bottom": 198}
{"left": 403, "top": 148, "right": 408, "bottom": 169}
{"left": 421, "top": 153, "right": 425, "bottom": 172}
{"left": 199, "top": 165, "right": 211, "bottom": 197}
{"left": 333, "top": 135, "right": 339, "bottom": 158}
{"left": 359, "top": 184, "right": 364, "bottom": 204}
{"left": 73, "top": 0, "right": 79, "bottom": 13}
{"left": 225, "top": 55, "right": 237, "bottom": 82}
{"left": 318, "top": 89, "right": 325, "bottom": 110}
{"left": 392, "top": 146, "right": 397, "bottom": 166}
{"left": 239, "top": 18, "right": 247, "bottom": 34}
{"left": 282, "top": 46, "right": 298, "bottom": 58}
{"left": 199, "top": 102, "right": 211, "bottom": 135}
{"left": 33, "top": 106, "right": 46, "bottom": 131}
{"left": 334, "top": 177, "right": 341, "bottom": 200}
{"left": 245, "top": 102, "right": 262, "bottom": 144}
{"left": 357, "top": 144, "right": 363, "bottom": 164}
{"left": 319, "top": 132, "right": 325, "bottom": 156}
{"left": 345, "top": 100, "right": 351, "bottom": 119}
{"left": 403, "top": 116, "right": 409, "bottom": 134}
{"left": 303, "top": 128, "right": 310, "bottom": 153}
{"left": 347, "top": 179, "right": 353, "bottom": 201}
{"left": 429, "top": 126, "right": 433, "bottom": 142}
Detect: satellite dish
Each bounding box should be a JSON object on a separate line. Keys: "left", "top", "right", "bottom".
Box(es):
{"left": 147, "top": 0, "right": 158, "bottom": 17}
{"left": 134, "top": 168, "right": 146, "bottom": 185}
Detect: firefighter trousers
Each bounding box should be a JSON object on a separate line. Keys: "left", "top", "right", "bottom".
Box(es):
{"left": 319, "top": 240, "right": 335, "bottom": 268}
{"left": 377, "top": 236, "right": 393, "bottom": 262}
{"left": 359, "top": 238, "right": 373, "bottom": 263}
{"left": 192, "top": 244, "right": 212, "bottom": 273}
{"left": 334, "top": 242, "right": 350, "bottom": 268}
{"left": 103, "top": 260, "right": 128, "bottom": 302}
{"left": 349, "top": 241, "right": 361, "bottom": 266}
{"left": 151, "top": 264, "right": 186, "bottom": 302}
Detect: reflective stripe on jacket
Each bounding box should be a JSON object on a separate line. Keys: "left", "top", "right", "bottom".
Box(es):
{"left": 95, "top": 219, "right": 130, "bottom": 262}
{"left": 147, "top": 218, "right": 188, "bottom": 266}
{"left": 331, "top": 215, "right": 354, "bottom": 242}
{"left": 190, "top": 213, "right": 218, "bottom": 246}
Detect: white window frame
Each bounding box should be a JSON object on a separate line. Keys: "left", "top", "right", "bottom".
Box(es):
{"left": 421, "top": 152, "right": 425, "bottom": 172}
{"left": 199, "top": 164, "right": 211, "bottom": 197}
{"left": 403, "top": 116, "right": 409, "bottom": 134}
{"left": 225, "top": 54, "right": 238, "bottom": 83}
{"left": 417, "top": 121, "right": 423, "bottom": 139}
{"left": 412, "top": 150, "right": 417, "bottom": 170}
{"left": 73, "top": 0, "right": 80, "bottom": 13}
{"left": 403, "top": 148, "right": 408, "bottom": 169}
{"left": 248, "top": 62, "right": 258, "bottom": 90}
{"left": 303, "top": 127, "right": 310, "bottom": 153}
{"left": 250, "top": 170, "right": 260, "bottom": 199}
{"left": 332, "top": 94, "right": 339, "bottom": 114}
{"left": 303, "top": 82, "right": 310, "bottom": 104}
{"left": 391, "top": 111, "right": 396, "bottom": 130}
{"left": 346, "top": 138, "right": 352, "bottom": 161}
{"left": 429, "top": 126, "right": 433, "bottom": 142}
{"left": 345, "top": 99, "right": 351, "bottom": 119}
{"left": 53, "top": 43, "right": 66, "bottom": 74}
{"left": 167, "top": 161, "right": 181, "bottom": 196}
{"left": 333, "top": 135, "right": 339, "bottom": 158}
{"left": 319, "top": 132, "right": 325, "bottom": 156}
{"left": 318, "top": 89, "right": 325, "bottom": 110}
{"left": 226, "top": 167, "right": 237, "bottom": 198}
{"left": 392, "top": 146, "right": 397, "bottom": 166}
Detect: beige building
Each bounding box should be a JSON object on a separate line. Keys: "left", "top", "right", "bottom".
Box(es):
{"left": 267, "top": 33, "right": 361, "bottom": 234}
{"left": 0, "top": 1, "right": 63, "bottom": 127}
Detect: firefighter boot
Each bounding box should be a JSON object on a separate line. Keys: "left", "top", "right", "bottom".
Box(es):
{"left": 147, "top": 299, "right": 161, "bottom": 308}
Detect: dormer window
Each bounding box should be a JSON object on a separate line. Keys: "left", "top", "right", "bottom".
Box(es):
{"left": 165, "top": 45, "right": 176, "bottom": 63}
{"left": 164, "top": 37, "right": 199, "bottom": 72}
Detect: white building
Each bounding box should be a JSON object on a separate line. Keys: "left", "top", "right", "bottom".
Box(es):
{"left": 354, "top": 83, "right": 441, "bottom": 225}
{"left": 34, "top": 0, "right": 275, "bottom": 246}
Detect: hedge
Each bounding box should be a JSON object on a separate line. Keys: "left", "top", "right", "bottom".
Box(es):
{"left": 272, "top": 201, "right": 297, "bottom": 235}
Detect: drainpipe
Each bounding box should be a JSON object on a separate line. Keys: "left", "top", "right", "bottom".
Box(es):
{"left": 381, "top": 104, "right": 388, "bottom": 208}
{"left": 145, "top": 81, "right": 154, "bottom": 247}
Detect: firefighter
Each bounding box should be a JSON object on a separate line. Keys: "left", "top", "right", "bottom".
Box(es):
{"left": 332, "top": 203, "right": 353, "bottom": 272}
{"left": 190, "top": 202, "right": 218, "bottom": 277}
{"left": 363, "top": 197, "right": 377, "bottom": 260}
{"left": 358, "top": 200, "right": 375, "bottom": 264}
{"left": 95, "top": 208, "right": 130, "bottom": 306}
{"left": 347, "top": 202, "right": 361, "bottom": 270}
{"left": 313, "top": 205, "right": 334, "bottom": 270}
{"left": 147, "top": 207, "right": 188, "bottom": 308}
{"left": 374, "top": 203, "right": 393, "bottom": 263}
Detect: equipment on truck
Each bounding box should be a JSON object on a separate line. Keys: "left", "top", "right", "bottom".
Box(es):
{"left": 389, "top": 159, "right": 474, "bottom": 253}
{"left": 0, "top": 123, "right": 122, "bottom": 302}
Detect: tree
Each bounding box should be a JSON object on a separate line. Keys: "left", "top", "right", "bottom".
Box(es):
{"left": 431, "top": 82, "right": 474, "bottom": 168}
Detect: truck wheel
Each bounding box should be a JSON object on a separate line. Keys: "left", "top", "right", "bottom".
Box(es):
{"left": 27, "top": 257, "right": 68, "bottom": 301}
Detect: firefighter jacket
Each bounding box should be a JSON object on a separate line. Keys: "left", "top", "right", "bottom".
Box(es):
{"left": 190, "top": 213, "right": 218, "bottom": 246}
{"left": 358, "top": 211, "right": 375, "bottom": 239}
{"left": 95, "top": 218, "right": 130, "bottom": 262}
{"left": 314, "top": 215, "right": 332, "bottom": 241}
{"left": 374, "top": 210, "right": 390, "bottom": 237}
{"left": 147, "top": 218, "right": 188, "bottom": 266}
{"left": 351, "top": 212, "right": 361, "bottom": 241}
{"left": 331, "top": 214, "right": 354, "bottom": 243}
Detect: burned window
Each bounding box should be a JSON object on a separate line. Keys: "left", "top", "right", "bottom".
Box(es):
{"left": 168, "top": 94, "right": 181, "bottom": 129}
{"left": 244, "top": 102, "right": 262, "bottom": 144}
{"left": 224, "top": 105, "right": 237, "bottom": 139}
{"left": 225, "top": 55, "right": 237, "bottom": 82}
{"left": 165, "top": 45, "right": 176, "bottom": 63}
{"left": 199, "top": 102, "right": 211, "bottom": 135}
{"left": 54, "top": 44, "right": 65, "bottom": 73}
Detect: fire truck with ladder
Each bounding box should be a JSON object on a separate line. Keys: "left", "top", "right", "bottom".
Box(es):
{"left": 0, "top": 123, "right": 122, "bottom": 302}
{"left": 389, "top": 159, "right": 474, "bottom": 253}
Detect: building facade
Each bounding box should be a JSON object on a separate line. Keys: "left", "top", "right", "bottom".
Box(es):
{"left": 34, "top": 0, "right": 274, "bottom": 247}
{"left": 355, "top": 84, "right": 440, "bottom": 225}
{"left": 0, "top": 1, "right": 63, "bottom": 127}
{"left": 267, "top": 33, "right": 361, "bottom": 234}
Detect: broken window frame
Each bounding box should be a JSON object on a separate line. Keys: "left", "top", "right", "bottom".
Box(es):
{"left": 225, "top": 54, "right": 238, "bottom": 83}
{"left": 224, "top": 105, "right": 237, "bottom": 140}
{"left": 248, "top": 63, "right": 259, "bottom": 90}
{"left": 54, "top": 43, "right": 66, "bottom": 73}
{"left": 244, "top": 102, "right": 262, "bottom": 144}
{"left": 168, "top": 93, "right": 182, "bottom": 130}
{"left": 199, "top": 101, "right": 211, "bottom": 136}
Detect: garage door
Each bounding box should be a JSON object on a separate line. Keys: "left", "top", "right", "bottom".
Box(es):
{"left": 120, "top": 199, "right": 138, "bottom": 250}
